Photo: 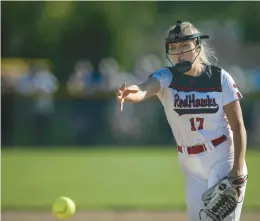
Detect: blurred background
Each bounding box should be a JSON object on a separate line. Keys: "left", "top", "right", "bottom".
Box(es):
{"left": 1, "top": 1, "right": 260, "bottom": 221}
{"left": 2, "top": 1, "right": 260, "bottom": 147}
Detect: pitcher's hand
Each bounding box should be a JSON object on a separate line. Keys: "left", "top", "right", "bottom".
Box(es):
{"left": 116, "top": 83, "right": 139, "bottom": 111}
{"left": 228, "top": 168, "right": 247, "bottom": 198}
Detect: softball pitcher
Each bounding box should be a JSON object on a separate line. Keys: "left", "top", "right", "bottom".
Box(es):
{"left": 117, "top": 21, "right": 248, "bottom": 221}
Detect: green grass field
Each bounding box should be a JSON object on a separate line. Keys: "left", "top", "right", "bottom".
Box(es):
{"left": 2, "top": 147, "right": 260, "bottom": 211}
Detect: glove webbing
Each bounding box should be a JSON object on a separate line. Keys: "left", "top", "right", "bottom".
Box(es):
{"left": 199, "top": 193, "right": 237, "bottom": 221}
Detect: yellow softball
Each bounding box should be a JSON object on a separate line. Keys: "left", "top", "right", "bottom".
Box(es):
{"left": 52, "top": 196, "right": 76, "bottom": 219}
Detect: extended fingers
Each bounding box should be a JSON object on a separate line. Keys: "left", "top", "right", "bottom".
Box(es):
{"left": 117, "top": 83, "right": 138, "bottom": 112}
{"left": 118, "top": 83, "right": 126, "bottom": 92}
{"left": 127, "top": 89, "right": 139, "bottom": 93}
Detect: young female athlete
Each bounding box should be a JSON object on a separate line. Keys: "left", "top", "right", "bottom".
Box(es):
{"left": 116, "top": 21, "right": 248, "bottom": 221}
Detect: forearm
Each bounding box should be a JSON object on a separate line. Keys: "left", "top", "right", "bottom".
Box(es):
{"left": 124, "top": 79, "right": 160, "bottom": 103}
{"left": 232, "top": 125, "right": 247, "bottom": 170}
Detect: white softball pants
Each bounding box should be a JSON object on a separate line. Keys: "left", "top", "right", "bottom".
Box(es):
{"left": 178, "top": 137, "right": 248, "bottom": 221}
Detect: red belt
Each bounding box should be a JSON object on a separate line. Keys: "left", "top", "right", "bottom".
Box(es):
{"left": 177, "top": 135, "right": 227, "bottom": 155}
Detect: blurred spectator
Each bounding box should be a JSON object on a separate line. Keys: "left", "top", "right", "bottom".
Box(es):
{"left": 99, "top": 57, "right": 120, "bottom": 91}
{"left": 98, "top": 57, "right": 144, "bottom": 143}
{"left": 67, "top": 60, "right": 95, "bottom": 95}
{"left": 133, "top": 54, "right": 163, "bottom": 81}
{"left": 16, "top": 61, "right": 59, "bottom": 146}
{"left": 67, "top": 60, "right": 107, "bottom": 145}
{"left": 133, "top": 54, "right": 166, "bottom": 143}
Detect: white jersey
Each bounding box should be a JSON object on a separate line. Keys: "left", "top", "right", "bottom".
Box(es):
{"left": 151, "top": 65, "right": 243, "bottom": 147}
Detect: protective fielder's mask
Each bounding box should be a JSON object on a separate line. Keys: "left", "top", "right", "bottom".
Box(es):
{"left": 165, "top": 20, "right": 209, "bottom": 73}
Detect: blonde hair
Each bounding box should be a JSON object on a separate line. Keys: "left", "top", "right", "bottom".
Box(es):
{"left": 168, "top": 21, "right": 218, "bottom": 65}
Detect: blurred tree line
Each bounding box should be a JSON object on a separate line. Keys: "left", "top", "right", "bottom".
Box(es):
{"left": 2, "top": 1, "right": 260, "bottom": 82}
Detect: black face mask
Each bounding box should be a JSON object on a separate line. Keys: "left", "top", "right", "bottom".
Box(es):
{"left": 174, "top": 47, "right": 201, "bottom": 73}
{"left": 175, "top": 60, "right": 193, "bottom": 73}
